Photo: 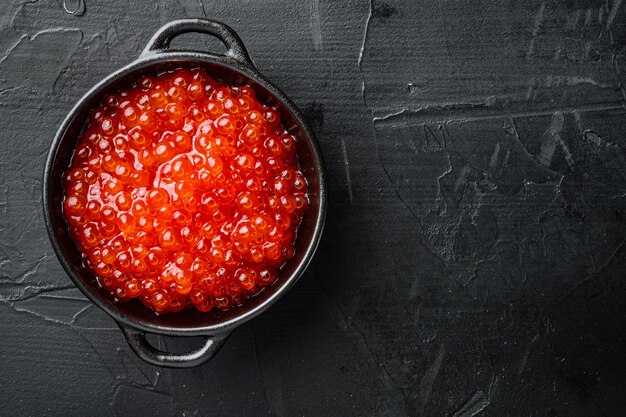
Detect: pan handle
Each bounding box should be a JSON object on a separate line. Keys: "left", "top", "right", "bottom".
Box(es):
{"left": 141, "top": 18, "right": 255, "bottom": 68}
{"left": 119, "top": 323, "right": 229, "bottom": 368}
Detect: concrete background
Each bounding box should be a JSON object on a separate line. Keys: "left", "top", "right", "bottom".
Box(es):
{"left": 1, "top": 0, "right": 625, "bottom": 415}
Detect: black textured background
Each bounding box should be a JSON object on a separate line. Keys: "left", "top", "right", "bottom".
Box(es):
{"left": 1, "top": 0, "right": 626, "bottom": 416}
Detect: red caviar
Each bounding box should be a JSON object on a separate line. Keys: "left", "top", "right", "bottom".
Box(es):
{"left": 62, "top": 68, "right": 308, "bottom": 314}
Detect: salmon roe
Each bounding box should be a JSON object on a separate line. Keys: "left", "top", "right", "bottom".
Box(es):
{"left": 62, "top": 68, "right": 308, "bottom": 314}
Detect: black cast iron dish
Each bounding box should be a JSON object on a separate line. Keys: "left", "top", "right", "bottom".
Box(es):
{"left": 43, "top": 19, "right": 327, "bottom": 368}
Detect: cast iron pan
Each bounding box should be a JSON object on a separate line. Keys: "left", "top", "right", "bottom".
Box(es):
{"left": 43, "top": 18, "right": 327, "bottom": 367}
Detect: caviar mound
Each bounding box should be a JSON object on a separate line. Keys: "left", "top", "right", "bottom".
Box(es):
{"left": 62, "top": 67, "right": 308, "bottom": 314}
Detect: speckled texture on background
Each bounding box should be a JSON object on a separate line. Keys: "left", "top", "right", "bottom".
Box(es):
{"left": 1, "top": 0, "right": 626, "bottom": 416}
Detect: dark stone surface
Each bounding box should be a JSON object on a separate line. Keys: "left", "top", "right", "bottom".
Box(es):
{"left": 1, "top": 0, "right": 625, "bottom": 415}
